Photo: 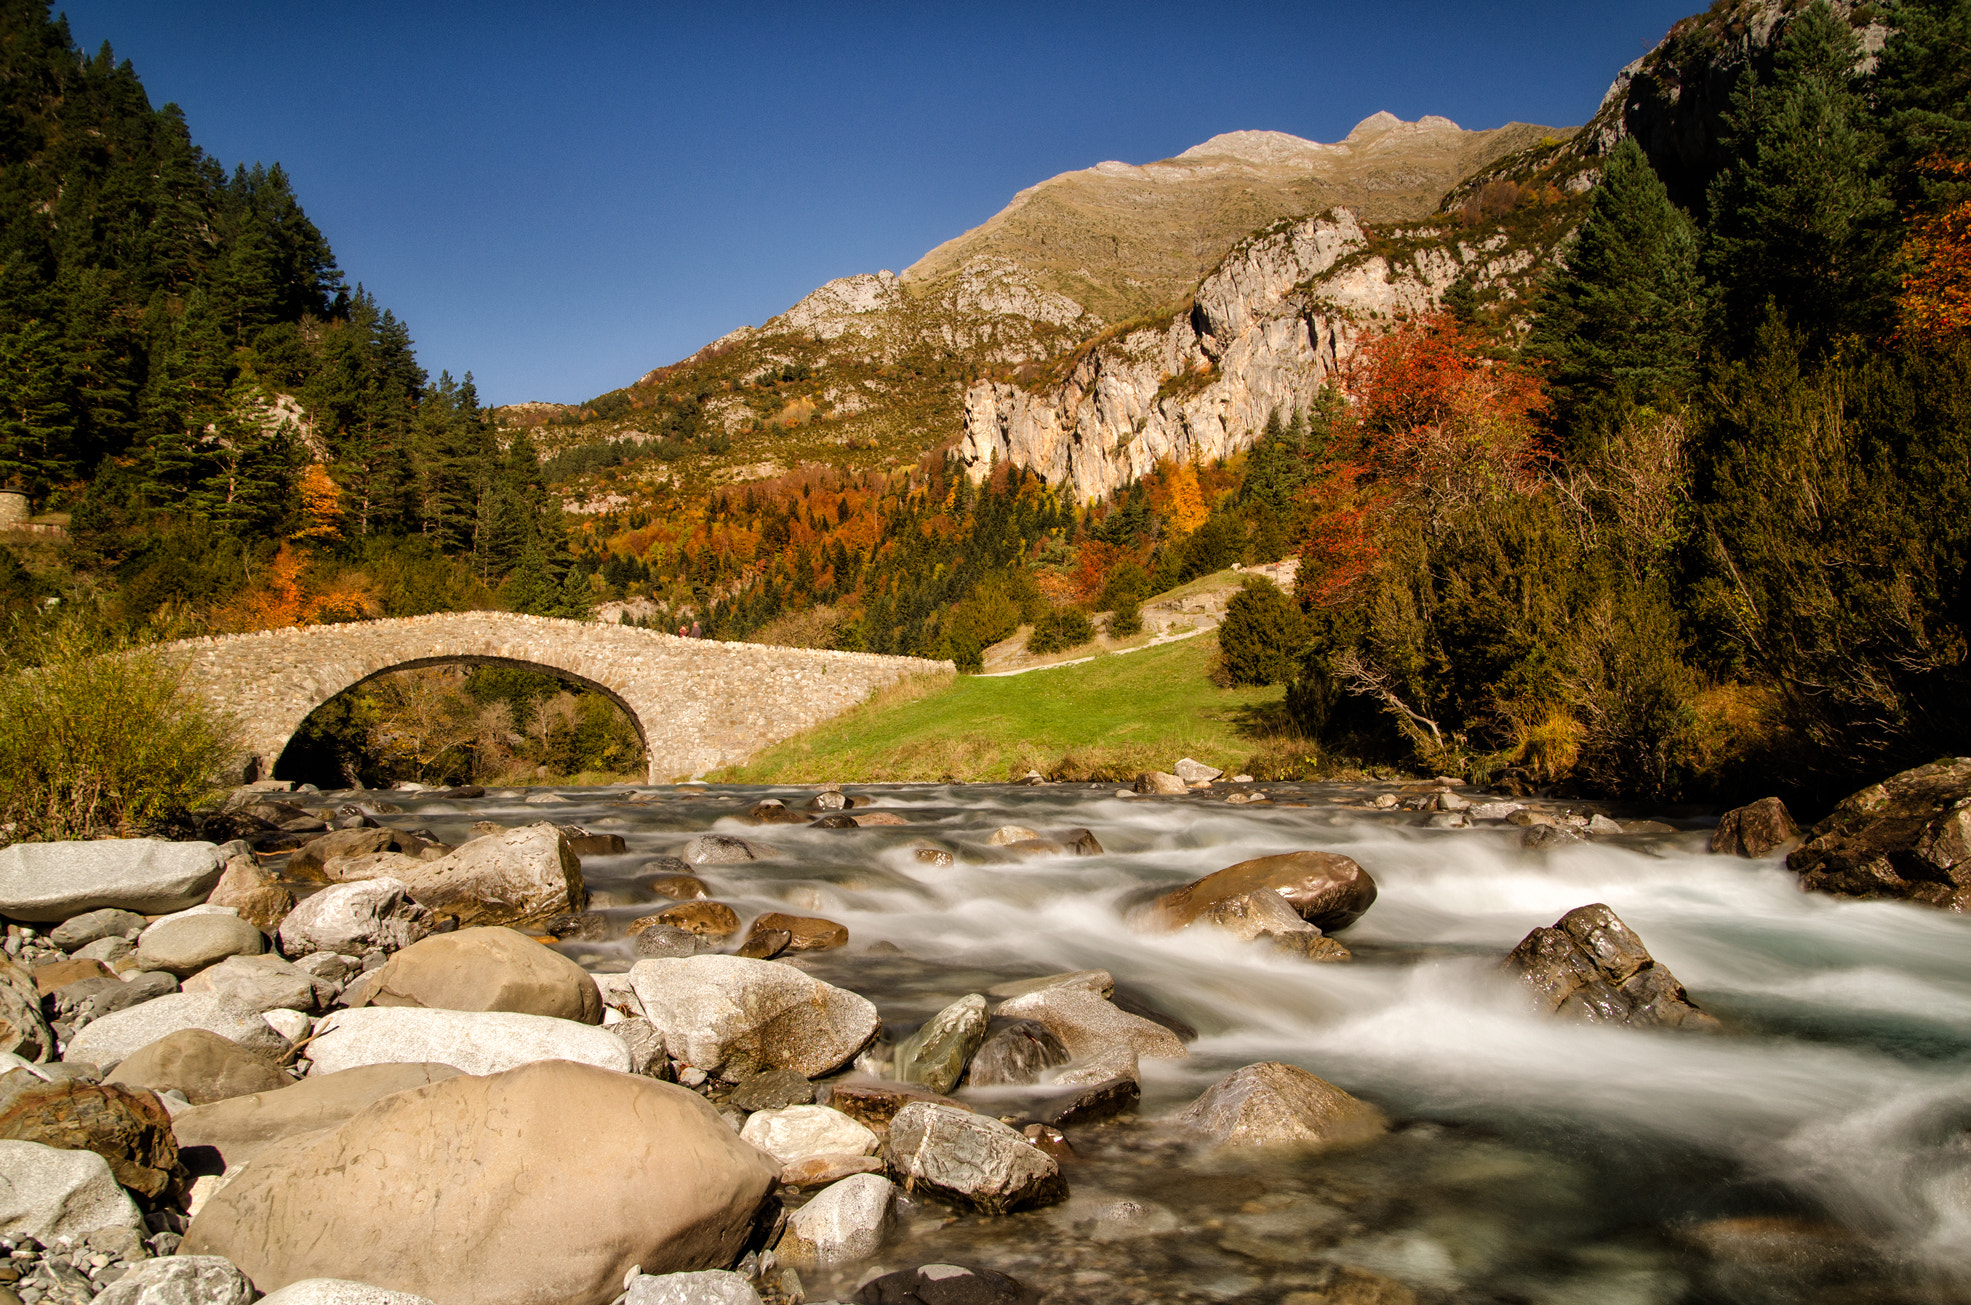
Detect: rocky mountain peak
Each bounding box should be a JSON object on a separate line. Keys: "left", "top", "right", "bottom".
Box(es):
{"left": 1172, "top": 130, "right": 1339, "bottom": 166}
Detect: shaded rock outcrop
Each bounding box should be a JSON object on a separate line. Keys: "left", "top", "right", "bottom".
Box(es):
{"left": 1787, "top": 759, "right": 1971, "bottom": 910}
{"left": 1505, "top": 904, "right": 1718, "bottom": 1030}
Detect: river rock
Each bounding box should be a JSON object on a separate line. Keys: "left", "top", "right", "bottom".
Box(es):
{"left": 94, "top": 1255, "right": 254, "bottom": 1305}
{"left": 367, "top": 927, "right": 602, "bottom": 1022}
{"left": 558, "top": 827, "right": 628, "bottom": 857}
{"left": 257, "top": 1281, "right": 438, "bottom": 1305}
{"left": 779, "top": 1153, "right": 885, "bottom": 1187}
{"left": 181, "top": 954, "right": 332, "bottom": 1014}
{"left": 1151, "top": 851, "right": 1378, "bottom": 933}
{"left": 104, "top": 1029, "right": 291, "bottom": 1105}
{"left": 0, "top": 1139, "right": 145, "bottom": 1241}
{"left": 739, "top": 1103, "right": 878, "bottom": 1166}
{"left": 893, "top": 995, "right": 989, "bottom": 1094}
{"left": 32, "top": 956, "right": 111, "bottom": 995}
{"left": 288, "top": 828, "right": 440, "bottom": 881}
{"left": 776, "top": 1172, "right": 896, "bottom": 1267}
{"left": 986, "top": 826, "right": 1039, "bottom": 846}
{"left": 276, "top": 880, "right": 434, "bottom": 958}
{"left": 647, "top": 874, "right": 710, "bottom": 900}
{"left": 172, "top": 1063, "right": 464, "bottom": 1170}
{"left": 55, "top": 970, "right": 177, "bottom": 1025}
{"left": 136, "top": 913, "right": 267, "bottom": 978}
{"left": 1133, "top": 772, "right": 1187, "bottom": 795}
{"left": 646, "top": 902, "right": 741, "bottom": 940}
{"left": 74, "top": 935, "right": 138, "bottom": 968}
{"left": 0, "top": 839, "right": 224, "bottom": 923}
{"left": 612, "top": 1016, "right": 668, "bottom": 1077}
{"left": 182, "top": 1060, "right": 778, "bottom": 1304}
{"left": 65, "top": 994, "right": 288, "bottom": 1070}
{"left": 1505, "top": 903, "right": 1720, "bottom": 1030}
{"left": 1789, "top": 759, "right": 1971, "bottom": 907}
{"left": 983, "top": 970, "right": 1113, "bottom": 1001}
{"left": 1194, "top": 888, "right": 1352, "bottom": 961}
{"left": 1043, "top": 1074, "right": 1140, "bottom": 1128}
{"left": 635, "top": 924, "right": 705, "bottom": 958}
{"left": 854, "top": 1265, "right": 1034, "bottom": 1305}
{"left": 728, "top": 1067, "right": 814, "bottom": 1111}
{"left": 681, "top": 835, "right": 776, "bottom": 865}
{"left": 745, "top": 800, "right": 809, "bottom": 826}
{"left": 1523, "top": 824, "right": 1587, "bottom": 849}
{"left": 1173, "top": 758, "right": 1223, "bottom": 783}
{"left": 49, "top": 908, "right": 148, "bottom": 951}
{"left": 305, "top": 1007, "right": 630, "bottom": 1077}
{"left": 379, "top": 825, "right": 586, "bottom": 929}
{"left": 993, "top": 986, "right": 1186, "bottom": 1063}
{"left": 0, "top": 1071, "right": 180, "bottom": 1196}
{"left": 1177, "top": 1061, "right": 1387, "bottom": 1151}
{"left": 737, "top": 912, "right": 847, "bottom": 957}
{"left": 626, "top": 1271, "right": 762, "bottom": 1305}
{"left": 0, "top": 956, "right": 53, "bottom": 1062}
{"left": 883, "top": 1103, "right": 1066, "bottom": 1214}
{"left": 629, "top": 956, "right": 879, "bottom": 1079}
{"left": 820, "top": 1079, "right": 972, "bottom": 1129}
{"left": 965, "top": 1020, "right": 1070, "bottom": 1087}
{"left": 205, "top": 854, "right": 297, "bottom": 931}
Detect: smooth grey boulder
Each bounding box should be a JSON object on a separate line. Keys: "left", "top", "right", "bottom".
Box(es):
{"left": 737, "top": 1104, "right": 877, "bottom": 1167}
{"left": 893, "top": 994, "right": 989, "bottom": 1095}
{"left": 64, "top": 993, "right": 287, "bottom": 1070}
{"left": 0, "top": 1139, "right": 146, "bottom": 1242}
{"left": 276, "top": 880, "right": 433, "bottom": 958}
{"left": 258, "top": 1283, "right": 438, "bottom": 1305}
{"left": 1175, "top": 1061, "right": 1387, "bottom": 1150}
{"left": 49, "top": 908, "right": 148, "bottom": 951}
{"left": 679, "top": 835, "right": 776, "bottom": 865}
{"left": 136, "top": 913, "right": 267, "bottom": 978}
{"left": 94, "top": 1255, "right": 254, "bottom": 1305}
{"left": 182, "top": 954, "right": 333, "bottom": 1013}
{"left": 775, "top": 1172, "right": 896, "bottom": 1267}
{"left": 629, "top": 956, "right": 878, "bottom": 1079}
{"left": 0, "top": 839, "right": 223, "bottom": 923}
{"left": 626, "top": 1271, "right": 763, "bottom": 1305}
{"left": 0, "top": 954, "right": 53, "bottom": 1061}
{"left": 993, "top": 985, "right": 1186, "bottom": 1063}
{"left": 883, "top": 1101, "right": 1066, "bottom": 1214}
{"left": 304, "top": 1007, "right": 631, "bottom": 1077}
{"left": 375, "top": 825, "right": 585, "bottom": 930}
{"left": 965, "top": 1020, "right": 1070, "bottom": 1087}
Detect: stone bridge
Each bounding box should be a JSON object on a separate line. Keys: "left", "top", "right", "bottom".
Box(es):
{"left": 160, "top": 612, "right": 953, "bottom": 783}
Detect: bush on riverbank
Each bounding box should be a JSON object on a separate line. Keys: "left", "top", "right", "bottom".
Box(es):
{"left": 0, "top": 617, "right": 239, "bottom": 842}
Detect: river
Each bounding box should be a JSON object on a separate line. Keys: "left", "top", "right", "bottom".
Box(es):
{"left": 370, "top": 780, "right": 1971, "bottom": 1305}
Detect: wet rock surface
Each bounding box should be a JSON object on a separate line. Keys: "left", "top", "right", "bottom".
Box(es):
{"left": 1505, "top": 904, "right": 1720, "bottom": 1030}
{"left": 1788, "top": 758, "right": 1971, "bottom": 908}
{"left": 1150, "top": 851, "right": 1377, "bottom": 933}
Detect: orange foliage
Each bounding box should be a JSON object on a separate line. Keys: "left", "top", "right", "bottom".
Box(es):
{"left": 1073, "top": 539, "right": 1124, "bottom": 603}
{"left": 1295, "top": 463, "right": 1388, "bottom": 606}
{"left": 1898, "top": 158, "right": 1971, "bottom": 346}
{"left": 210, "top": 544, "right": 378, "bottom": 633}
{"left": 1154, "top": 459, "right": 1210, "bottom": 534}
{"left": 293, "top": 464, "right": 343, "bottom": 542}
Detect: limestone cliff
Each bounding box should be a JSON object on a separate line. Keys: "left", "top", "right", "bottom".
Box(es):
{"left": 956, "top": 207, "right": 1551, "bottom": 503}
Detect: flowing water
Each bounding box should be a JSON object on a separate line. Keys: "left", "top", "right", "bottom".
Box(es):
{"left": 369, "top": 781, "right": 1971, "bottom": 1305}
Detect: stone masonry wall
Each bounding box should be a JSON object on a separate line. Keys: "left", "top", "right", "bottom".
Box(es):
{"left": 159, "top": 612, "right": 953, "bottom": 783}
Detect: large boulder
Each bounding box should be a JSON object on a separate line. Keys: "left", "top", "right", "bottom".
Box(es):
{"left": 1710, "top": 797, "right": 1799, "bottom": 858}
{"left": 371, "top": 825, "right": 586, "bottom": 929}
{"left": 0, "top": 1071, "right": 180, "bottom": 1197}
{"left": 1788, "top": 759, "right": 1971, "bottom": 908}
{"left": 1149, "top": 851, "right": 1377, "bottom": 933}
{"left": 964, "top": 1021, "right": 1069, "bottom": 1088}
{"left": 105, "top": 1029, "right": 292, "bottom": 1105}
{"left": 0, "top": 953, "right": 54, "bottom": 1062}
{"left": 993, "top": 986, "right": 1186, "bottom": 1063}
{"left": 1192, "top": 887, "right": 1352, "bottom": 961}
{"left": 1505, "top": 903, "right": 1719, "bottom": 1030}
{"left": 629, "top": 956, "right": 879, "bottom": 1079}
{"left": 182, "top": 954, "right": 333, "bottom": 1014}
{"left": 276, "top": 880, "right": 434, "bottom": 958}
{"left": 181, "top": 1060, "right": 778, "bottom": 1305}
{"left": 1175, "top": 1061, "right": 1387, "bottom": 1151}
{"left": 64, "top": 993, "right": 289, "bottom": 1071}
{"left": 367, "top": 928, "right": 602, "bottom": 1023}
{"left": 738, "top": 1104, "right": 878, "bottom": 1167}
{"left": 49, "top": 908, "right": 147, "bottom": 951}
{"left": 775, "top": 1173, "right": 896, "bottom": 1268}
{"left": 287, "top": 828, "right": 442, "bottom": 881}
{"left": 0, "top": 1139, "right": 145, "bottom": 1242}
{"left": 136, "top": 912, "right": 268, "bottom": 978}
{"left": 892, "top": 995, "right": 989, "bottom": 1095}
{"left": 882, "top": 1102, "right": 1066, "bottom": 1214}
{"left": 94, "top": 1256, "right": 254, "bottom": 1305}
{"left": 172, "top": 1063, "right": 464, "bottom": 1171}
{"left": 0, "top": 839, "right": 223, "bottom": 923}
{"left": 205, "top": 854, "right": 298, "bottom": 931}
{"left": 304, "top": 1007, "right": 630, "bottom": 1078}
{"left": 258, "top": 1283, "right": 438, "bottom": 1305}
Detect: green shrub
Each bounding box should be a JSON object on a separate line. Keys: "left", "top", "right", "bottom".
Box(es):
{"left": 1106, "top": 600, "right": 1142, "bottom": 638}
{"left": 1027, "top": 607, "right": 1095, "bottom": 655}
{"left": 1216, "top": 577, "right": 1306, "bottom": 685}
{"left": 0, "top": 620, "right": 239, "bottom": 842}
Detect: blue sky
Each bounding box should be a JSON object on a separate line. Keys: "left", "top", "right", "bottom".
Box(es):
{"left": 57, "top": 1, "right": 1696, "bottom": 407}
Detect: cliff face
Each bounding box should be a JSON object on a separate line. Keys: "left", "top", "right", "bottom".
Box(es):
{"left": 956, "top": 209, "right": 1546, "bottom": 503}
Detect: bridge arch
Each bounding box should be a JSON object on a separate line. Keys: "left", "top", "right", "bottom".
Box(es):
{"left": 160, "top": 612, "right": 951, "bottom": 784}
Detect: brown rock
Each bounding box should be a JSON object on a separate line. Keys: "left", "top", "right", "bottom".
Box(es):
{"left": 644, "top": 901, "right": 740, "bottom": 940}
{"left": 1505, "top": 903, "right": 1719, "bottom": 1030}
{"left": 104, "top": 1029, "right": 292, "bottom": 1105}
{"left": 1151, "top": 850, "right": 1377, "bottom": 933}
{"left": 1043, "top": 1076, "right": 1139, "bottom": 1128}
{"left": 0, "top": 953, "right": 53, "bottom": 1061}
{"left": 912, "top": 848, "right": 955, "bottom": 867}
{"left": 1711, "top": 797, "right": 1800, "bottom": 857}
{"left": 818, "top": 1078, "right": 972, "bottom": 1131}
{"left": 1196, "top": 888, "right": 1352, "bottom": 961}
{"left": 557, "top": 827, "right": 628, "bottom": 856}
{"left": 1177, "top": 1061, "right": 1386, "bottom": 1151}
{"left": 740, "top": 913, "right": 847, "bottom": 957}
{"left": 366, "top": 927, "right": 603, "bottom": 1023}
{"left": 735, "top": 928, "right": 791, "bottom": 960}
{"left": 745, "top": 802, "right": 810, "bottom": 826}
{"left": 32, "top": 957, "right": 113, "bottom": 997}
{"left": 181, "top": 1060, "right": 778, "bottom": 1305}
{"left": 0, "top": 1071, "right": 180, "bottom": 1197}
{"left": 171, "top": 1062, "right": 464, "bottom": 1170}
{"left": 1133, "top": 772, "right": 1188, "bottom": 795}
{"left": 645, "top": 874, "right": 710, "bottom": 900}
{"left": 1788, "top": 759, "right": 1971, "bottom": 908}
{"left": 285, "top": 828, "right": 439, "bottom": 882}
{"left": 850, "top": 811, "right": 909, "bottom": 827}
{"left": 778, "top": 1153, "right": 885, "bottom": 1188}
{"left": 204, "top": 854, "right": 297, "bottom": 931}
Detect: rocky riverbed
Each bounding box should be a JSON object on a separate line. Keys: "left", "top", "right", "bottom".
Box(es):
{"left": 2, "top": 765, "right": 1971, "bottom": 1305}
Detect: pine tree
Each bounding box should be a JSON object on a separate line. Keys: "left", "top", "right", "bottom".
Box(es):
{"left": 1529, "top": 139, "right": 1708, "bottom": 450}
{"left": 1705, "top": 1, "right": 1893, "bottom": 347}
{"left": 1873, "top": 0, "right": 1971, "bottom": 210}
{"left": 0, "top": 321, "right": 73, "bottom": 491}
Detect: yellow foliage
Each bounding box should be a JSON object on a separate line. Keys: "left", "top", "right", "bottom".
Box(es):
{"left": 209, "top": 544, "right": 379, "bottom": 633}
{"left": 1511, "top": 710, "right": 1583, "bottom": 783}
{"left": 294, "top": 464, "right": 343, "bottom": 542}
{"left": 1159, "top": 459, "right": 1209, "bottom": 534}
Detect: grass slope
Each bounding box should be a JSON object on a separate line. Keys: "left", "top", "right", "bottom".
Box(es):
{"left": 719, "top": 633, "right": 1288, "bottom": 784}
